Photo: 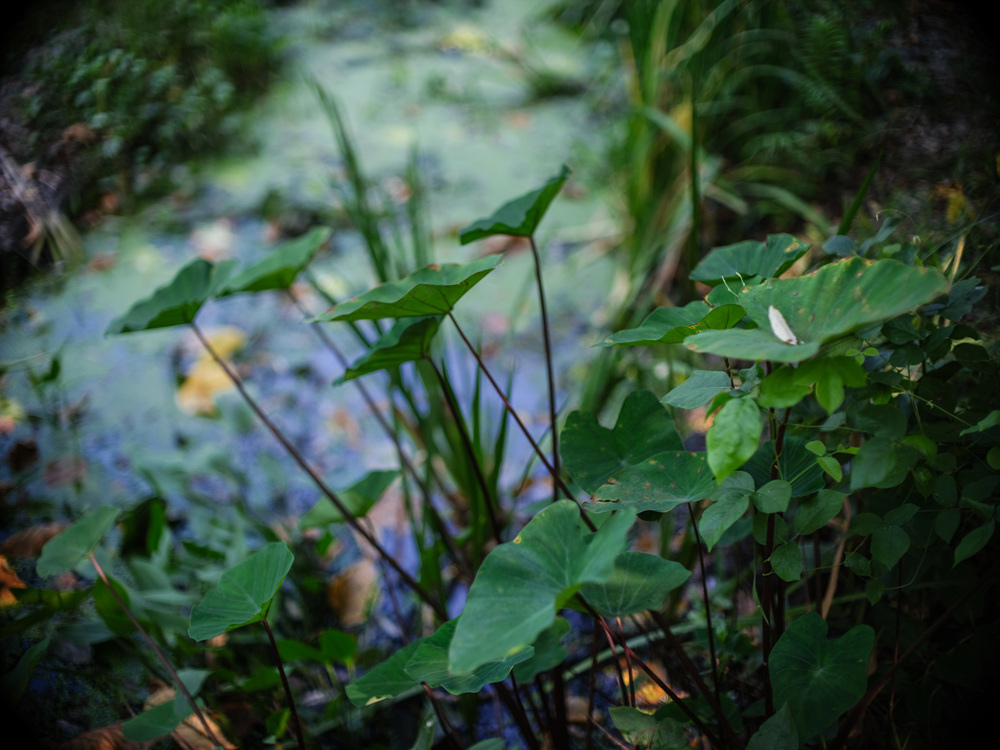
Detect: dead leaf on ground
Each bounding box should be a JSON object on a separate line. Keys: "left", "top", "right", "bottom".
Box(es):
{"left": 58, "top": 723, "right": 145, "bottom": 750}
{"left": 0, "top": 554, "right": 26, "bottom": 606}
{"left": 144, "top": 686, "right": 236, "bottom": 750}
{"left": 327, "top": 557, "right": 379, "bottom": 627}
{"left": 1, "top": 523, "right": 66, "bottom": 558}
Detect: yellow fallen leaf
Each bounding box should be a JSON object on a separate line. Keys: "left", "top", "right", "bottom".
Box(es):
{"left": 144, "top": 686, "right": 236, "bottom": 750}
{"left": 327, "top": 558, "right": 379, "bottom": 627}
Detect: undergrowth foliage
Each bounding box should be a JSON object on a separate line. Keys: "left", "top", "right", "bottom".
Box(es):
{"left": 5, "top": 130, "right": 997, "bottom": 749}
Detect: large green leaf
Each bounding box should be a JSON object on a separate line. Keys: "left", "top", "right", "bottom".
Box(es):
{"left": 188, "top": 542, "right": 294, "bottom": 641}
{"left": 597, "top": 303, "right": 744, "bottom": 347}
{"left": 690, "top": 234, "right": 810, "bottom": 285}
{"left": 405, "top": 619, "right": 533, "bottom": 695}
{"left": 770, "top": 613, "right": 874, "bottom": 742}
{"left": 106, "top": 258, "right": 233, "bottom": 335}
{"left": 216, "top": 227, "right": 331, "bottom": 297}
{"left": 449, "top": 501, "right": 635, "bottom": 674}
{"left": 37, "top": 506, "right": 120, "bottom": 577}
{"left": 661, "top": 370, "right": 734, "bottom": 409}
{"left": 311, "top": 255, "right": 502, "bottom": 322}
{"left": 334, "top": 316, "right": 442, "bottom": 383}
{"left": 587, "top": 451, "right": 715, "bottom": 514}
{"left": 300, "top": 470, "right": 399, "bottom": 528}
{"left": 687, "top": 258, "right": 948, "bottom": 363}
{"left": 580, "top": 551, "right": 690, "bottom": 616}
{"left": 560, "top": 390, "right": 684, "bottom": 495}
{"left": 459, "top": 165, "right": 570, "bottom": 243}
{"left": 699, "top": 472, "right": 754, "bottom": 552}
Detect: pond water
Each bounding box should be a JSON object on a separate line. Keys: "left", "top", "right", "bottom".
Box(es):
{"left": 1, "top": 1, "right": 622, "bottom": 542}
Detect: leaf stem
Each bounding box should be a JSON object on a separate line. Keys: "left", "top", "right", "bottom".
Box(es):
{"left": 190, "top": 321, "right": 447, "bottom": 620}
{"left": 261, "top": 618, "right": 306, "bottom": 749}
{"left": 528, "top": 236, "right": 561, "bottom": 502}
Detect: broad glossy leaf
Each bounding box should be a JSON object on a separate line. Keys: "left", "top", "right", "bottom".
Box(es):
{"left": 300, "top": 470, "right": 399, "bottom": 528}
{"left": 406, "top": 618, "right": 533, "bottom": 695}
{"left": 122, "top": 700, "right": 189, "bottom": 742}
{"left": 188, "top": 542, "right": 294, "bottom": 641}
{"left": 312, "top": 255, "right": 502, "bottom": 321}
{"left": 699, "top": 472, "right": 753, "bottom": 552}
{"left": 346, "top": 640, "right": 421, "bottom": 706}
{"left": 587, "top": 451, "right": 715, "bottom": 514}
{"left": 449, "top": 501, "right": 634, "bottom": 674}
{"left": 706, "top": 396, "right": 761, "bottom": 481}
{"left": 37, "top": 506, "right": 119, "bottom": 577}
{"left": 954, "top": 521, "right": 995, "bottom": 566}
{"left": 598, "top": 303, "right": 744, "bottom": 347}
{"left": 106, "top": 258, "right": 233, "bottom": 335}
{"left": 770, "top": 613, "right": 874, "bottom": 742}
{"left": 560, "top": 390, "right": 683, "bottom": 494}
{"left": 747, "top": 703, "right": 798, "bottom": 750}
{"left": 690, "top": 233, "right": 809, "bottom": 284}
{"left": 512, "top": 617, "right": 570, "bottom": 682}
{"left": 580, "top": 551, "right": 690, "bottom": 616}
{"left": 688, "top": 258, "right": 947, "bottom": 363}
{"left": 752, "top": 480, "right": 792, "bottom": 513}
{"left": 661, "top": 370, "right": 733, "bottom": 409}
{"left": 335, "top": 316, "right": 442, "bottom": 383}
{"left": 216, "top": 227, "right": 331, "bottom": 296}
{"left": 771, "top": 541, "right": 802, "bottom": 581}
{"left": 459, "top": 165, "right": 570, "bottom": 242}
{"left": 794, "top": 490, "right": 845, "bottom": 535}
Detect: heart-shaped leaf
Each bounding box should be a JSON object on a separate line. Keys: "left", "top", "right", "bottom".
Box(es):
{"left": 770, "top": 613, "right": 874, "bottom": 742}
{"left": 188, "top": 542, "right": 294, "bottom": 641}
{"left": 580, "top": 551, "right": 690, "bottom": 616}
{"left": 37, "top": 506, "right": 119, "bottom": 577}
{"left": 335, "top": 316, "right": 442, "bottom": 383}
{"left": 706, "top": 396, "right": 761, "bottom": 481}
{"left": 662, "top": 370, "right": 733, "bottom": 409}
{"left": 449, "top": 501, "right": 634, "bottom": 674}
{"left": 597, "top": 303, "right": 744, "bottom": 347}
{"left": 312, "top": 255, "right": 502, "bottom": 322}
{"left": 459, "top": 166, "right": 570, "bottom": 243}
{"left": 690, "top": 233, "right": 810, "bottom": 285}
{"left": 747, "top": 703, "right": 798, "bottom": 750}
{"left": 560, "top": 390, "right": 684, "bottom": 494}
{"left": 300, "top": 470, "right": 399, "bottom": 528}
{"left": 106, "top": 258, "right": 234, "bottom": 335}
{"left": 587, "top": 451, "right": 715, "bottom": 514}
{"left": 687, "top": 258, "right": 948, "bottom": 363}
{"left": 699, "top": 472, "right": 754, "bottom": 551}
{"left": 216, "top": 227, "right": 331, "bottom": 297}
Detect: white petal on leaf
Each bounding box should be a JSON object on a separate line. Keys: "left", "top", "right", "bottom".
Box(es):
{"left": 768, "top": 305, "right": 798, "bottom": 345}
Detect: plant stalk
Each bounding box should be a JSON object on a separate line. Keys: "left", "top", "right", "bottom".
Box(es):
{"left": 261, "top": 618, "right": 306, "bottom": 750}
{"left": 527, "top": 236, "right": 560, "bottom": 502}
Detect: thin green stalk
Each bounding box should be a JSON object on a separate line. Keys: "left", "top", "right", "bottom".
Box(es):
{"left": 527, "top": 236, "right": 560, "bottom": 502}
{"left": 427, "top": 357, "right": 504, "bottom": 543}
{"left": 261, "top": 618, "right": 305, "bottom": 749}
{"left": 687, "top": 504, "right": 721, "bottom": 700}
{"left": 190, "top": 321, "right": 447, "bottom": 620}
{"left": 89, "top": 554, "right": 223, "bottom": 748}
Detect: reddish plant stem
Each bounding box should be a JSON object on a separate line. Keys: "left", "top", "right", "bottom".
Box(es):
{"left": 421, "top": 684, "right": 466, "bottom": 750}
{"left": 89, "top": 554, "right": 223, "bottom": 747}
{"left": 190, "top": 321, "right": 447, "bottom": 620}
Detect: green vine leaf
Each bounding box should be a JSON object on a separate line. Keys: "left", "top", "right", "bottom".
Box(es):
{"left": 706, "top": 396, "right": 761, "bottom": 481}
{"left": 699, "top": 472, "right": 754, "bottom": 552}
{"left": 37, "top": 506, "right": 120, "bottom": 577}
{"left": 661, "top": 370, "right": 733, "bottom": 409}
{"left": 312, "top": 255, "right": 502, "bottom": 322}
{"left": 954, "top": 521, "right": 995, "bottom": 566}
{"left": 690, "top": 233, "right": 810, "bottom": 285}
{"left": 300, "top": 470, "right": 399, "bottom": 528}
{"left": 580, "top": 551, "right": 691, "bottom": 616}
{"left": 449, "top": 501, "right": 635, "bottom": 674}
{"left": 459, "top": 165, "right": 570, "bottom": 243}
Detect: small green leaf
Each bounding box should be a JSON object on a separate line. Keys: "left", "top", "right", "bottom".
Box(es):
{"left": 954, "top": 521, "right": 995, "bottom": 566}
{"left": 609, "top": 706, "right": 687, "bottom": 749}
{"left": 600, "top": 303, "right": 744, "bottom": 347}
{"left": 752, "top": 480, "right": 792, "bottom": 513}
{"left": 37, "top": 506, "right": 119, "bottom": 577}
{"left": 300, "top": 470, "right": 399, "bottom": 528}
{"left": 770, "top": 541, "right": 802, "bottom": 582}
{"left": 960, "top": 410, "right": 1000, "bottom": 436}
{"left": 851, "top": 437, "right": 905, "bottom": 489}
{"left": 122, "top": 700, "right": 191, "bottom": 742}
{"left": 459, "top": 166, "right": 570, "bottom": 243}
{"left": 335, "top": 316, "right": 442, "bottom": 383}
{"left": 817, "top": 455, "right": 843, "bottom": 482}
{"left": 580, "top": 552, "right": 690, "bottom": 616}
{"left": 0, "top": 637, "right": 50, "bottom": 705}
{"left": 106, "top": 258, "right": 233, "bottom": 335}
{"left": 794, "top": 490, "right": 845, "bottom": 535}
{"left": 699, "top": 472, "right": 753, "bottom": 552}
{"left": 661, "top": 370, "right": 733, "bottom": 409}
{"left": 512, "top": 617, "right": 570, "bottom": 683}
{"left": 744, "top": 437, "right": 826, "bottom": 497}
{"left": 759, "top": 366, "right": 812, "bottom": 408}
{"left": 216, "top": 227, "right": 331, "bottom": 296}
{"left": 312, "top": 256, "right": 502, "bottom": 322}
{"left": 706, "top": 397, "right": 761, "bottom": 481}
{"left": 449, "top": 501, "right": 634, "bottom": 674}
{"left": 770, "top": 613, "right": 874, "bottom": 742}
{"left": 805, "top": 441, "right": 826, "bottom": 456}
{"left": 189, "top": 542, "right": 294, "bottom": 641}
{"left": 346, "top": 641, "right": 421, "bottom": 706}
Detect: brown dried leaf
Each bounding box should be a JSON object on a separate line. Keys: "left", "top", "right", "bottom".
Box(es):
{"left": 58, "top": 723, "right": 145, "bottom": 750}
{"left": 144, "top": 687, "right": 236, "bottom": 750}
{"left": 1, "top": 522, "right": 67, "bottom": 558}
